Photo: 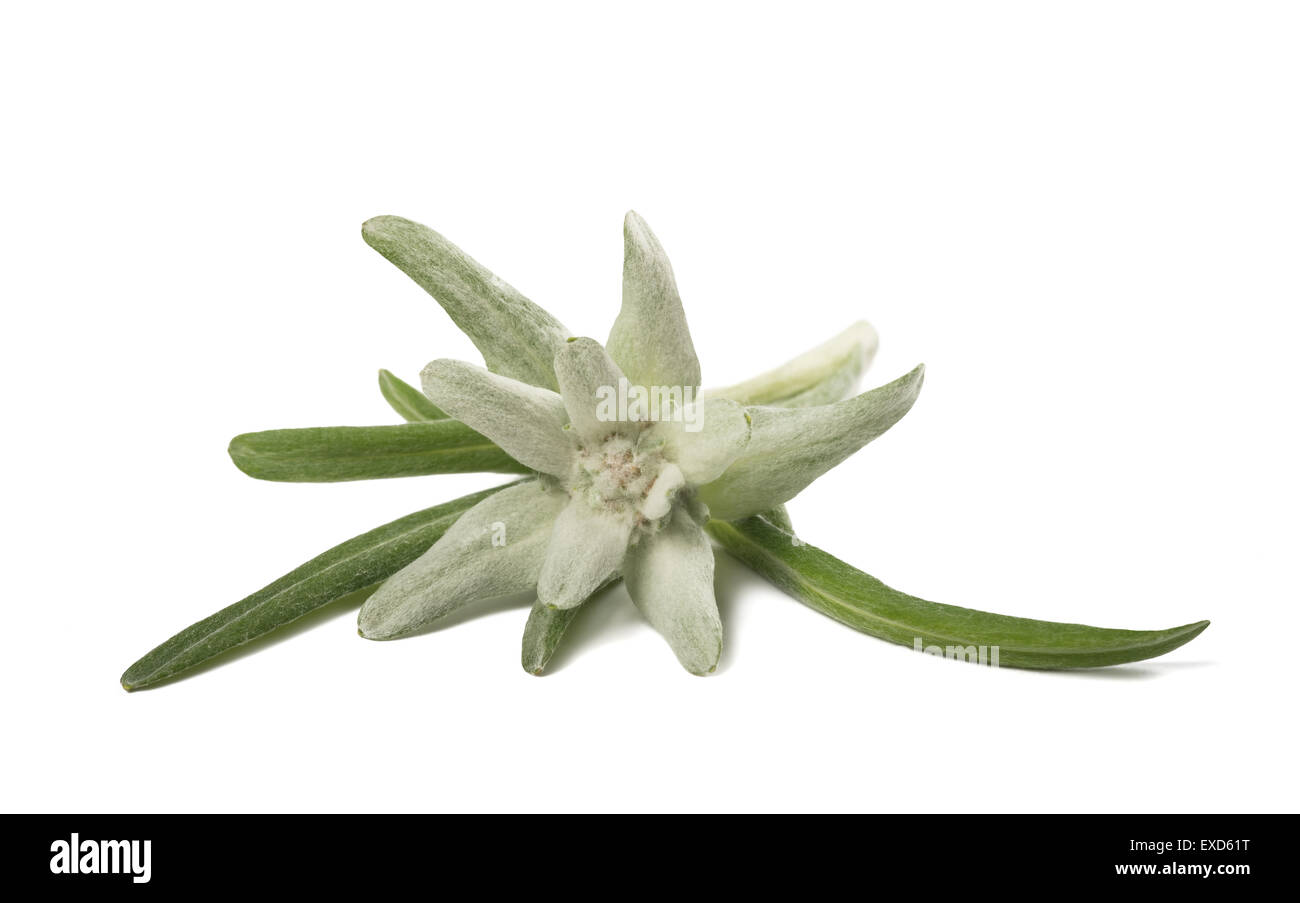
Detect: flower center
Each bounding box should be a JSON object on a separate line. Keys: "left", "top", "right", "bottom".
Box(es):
{"left": 568, "top": 433, "right": 684, "bottom": 531}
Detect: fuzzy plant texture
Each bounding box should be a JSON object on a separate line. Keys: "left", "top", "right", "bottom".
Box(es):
{"left": 356, "top": 212, "right": 919, "bottom": 673}
{"left": 120, "top": 211, "right": 1208, "bottom": 690}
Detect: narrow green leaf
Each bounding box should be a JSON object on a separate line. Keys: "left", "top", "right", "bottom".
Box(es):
{"left": 521, "top": 575, "right": 620, "bottom": 675}
{"left": 122, "top": 483, "right": 519, "bottom": 690}
{"left": 707, "top": 515, "right": 1210, "bottom": 669}
{"left": 758, "top": 504, "right": 794, "bottom": 532}
{"left": 362, "top": 215, "right": 569, "bottom": 391}
{"left": 521, "top": 603, "right": 581, "bottom": 675}
{"left": 228, "top": 422, "right": 530, "bottom": 482}
{"left": 379, "top": 368, "right": 447, "bottom": 422}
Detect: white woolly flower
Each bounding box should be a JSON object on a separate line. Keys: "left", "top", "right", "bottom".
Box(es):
{"left": 357, "top": 211, "right": 922, "bottom": 674}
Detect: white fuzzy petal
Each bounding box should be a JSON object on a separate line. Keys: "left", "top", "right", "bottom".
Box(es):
{"left": 606, "top": 211, "right": 702, "bottom": 390}
{"left": 361, "top": 215, "right": 569, "bottom": 391}
{"left": 553, "top": 337, "right": 636, "bottom": 445}
{"left": 358, "top": 480, "right": 566, "bottom": 639}
{"left": 624, "top": 513, "right": 722, "bottom": 675}
{"left": 648, "top": 397, "right": 751, "bottom": 486}
{"left": 421, "top": 359, "right": 573, "bottom": 477}
{"left": 641, "top": 462, "right": 685, "bottom": 521}
{"left": 699, "top": 364, "right": 925, "bottom": 520}
{"left": 702, "top": 321, "right": 878, "bottom": 406}
{"left": 536, "top": 500, "right": 633, "bottom": 610}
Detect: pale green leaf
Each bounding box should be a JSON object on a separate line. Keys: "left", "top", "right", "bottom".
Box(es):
{"left": 625, "top": 512, "right": 722, "bottom": 675}
{"left": 646, "top": 397, "right": 751, "bottom": 485}
{"left": 358, "top": 480, "right": 566, "bottom": 639}
{"left": 606, "top": 211, "right": 701, "bottom": 390}
{"left": 379, "top": 368, "right": 447, "bottom": 422}
{"left": 699, "top": 364, "right": 924, "bottom": 520}
{"left": 553, "top": 337, "right": 635, "bottom": 444}
{"left": 362, "top": 215, "right": 569, "bottom": 390}
{"left": 704, "top": 321, "right": 877, "bottom": 406}
{"left": 421, "top": 359, "right": 573, "bottom": 477}
{"left": 537, "top": 501, "right": 631, "bottom": 610}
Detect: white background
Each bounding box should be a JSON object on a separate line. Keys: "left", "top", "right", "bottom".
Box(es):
{"left": 3, "top": 2, "right": 1297, "bottom": 813}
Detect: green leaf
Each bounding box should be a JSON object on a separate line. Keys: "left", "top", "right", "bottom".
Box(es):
{"left": 122, "top": 483, "right": 519, "bottom": 690}
{"left": 379, "top": 368, "right": 447, "bottom": 422}
{"left": 521, "top": 602, "right": 581, "bottom": 675}
{"left": 521, "top": 576, "right": 620, "bottom": 675}
{"left": 228, "top": 422, "right": 530, "bottom": 482}
{"left": 362, "top": 215, "right": 569, "bottom": 391}
{"left": 758, "top": 504, "right": 794, "bottom": 532}
{"left": 707, "top": 515, "right": 1210, "bottom": 669}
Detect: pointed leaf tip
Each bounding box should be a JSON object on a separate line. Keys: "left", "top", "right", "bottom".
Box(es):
{"left": 699, "top": 364, "right": 924, "bottom": 520}
{"left": 625, "top": 515, "right": 722, "bottom": 675}
{"left": 378, "top": 368, "right": 448, "bottom": 422}
{"left": 708, "top": 516, "right": 1211, "bottom": 670}
{"left": 608, "top": 211, "right": 701, "bottom": 390}
{"left": 553, "top": 337, "right": 634, "bottom": 445}
{"left": 120, "top": 484, "right": 517, "bottom": 690}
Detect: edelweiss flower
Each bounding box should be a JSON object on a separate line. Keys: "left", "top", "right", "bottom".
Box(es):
{"left": 120, "top": 207, "right": 1208, "bottom": 693}
{"left": 356, "top": 212, "right": 923, "bottom": 674}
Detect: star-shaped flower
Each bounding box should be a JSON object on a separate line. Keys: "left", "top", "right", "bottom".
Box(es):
{"left": 119, "top": 208, "right": 1209, "bottom": 693}
{"left": 356, "top": 212, "right": 922, "bottom": 673}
